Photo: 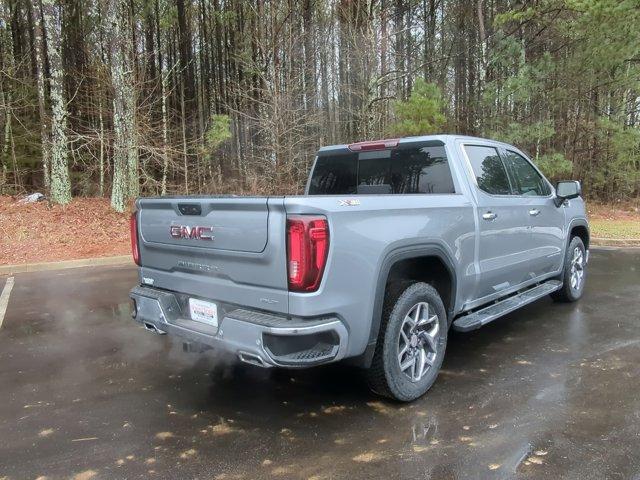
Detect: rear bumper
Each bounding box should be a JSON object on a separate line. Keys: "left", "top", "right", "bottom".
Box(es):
{"left": 129, "top": 286, "right": 349, "bottom": 367}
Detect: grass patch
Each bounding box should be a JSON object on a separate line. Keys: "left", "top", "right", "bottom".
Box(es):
{"left": 589, "top": 219, "right": 640, "bottom": 240}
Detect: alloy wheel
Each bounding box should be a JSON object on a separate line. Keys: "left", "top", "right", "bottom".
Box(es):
{"left": 570, "top": 246, "right": 585, "bottom": 291}
{"left": 397, "top": 302, "right": 439, "bottom": 382}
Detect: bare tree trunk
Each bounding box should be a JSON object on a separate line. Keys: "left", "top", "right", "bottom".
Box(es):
{"left": 176, "top": 0, "right": 195, "bottom": 104}
{"left": 154, "top": 0, "right": 169, "bottom": 196}
{"left": 99, "top": 96, "right": 105, "bottom": 196}
{"left": 32, "top": 0, "right": 50, "bottom": 191}
{"left": 105, "top": 0, "right": 137, "bottom": 212}
{"left": 0, "top": 10, "right": 10, "bottom": 191}
{"left": 161, "top": 67, "right": 170, "bottom": 196}
{"left": 380, "top": 0, "right": 387, "bottom": 99}
{"left": 180, "top": 77, "right": 189, "bottom": 194}
{"left": 0, "top": 88, "right": 10, "bottom": 191}
{"left": 41, "top": 0, "right": 71, "bottom": 204}
{"left": 302, "top": 0, "right": 315, "bottom": 109}
{"left": 477, "top": 0, "right": 486, "bottom": 84}
{"left": 125, "top": 81, "right": 139, "bottom": 199}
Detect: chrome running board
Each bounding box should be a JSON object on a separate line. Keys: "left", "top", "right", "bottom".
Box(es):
{"left": 452, "top": 280, "right": 562, "bottom": 332}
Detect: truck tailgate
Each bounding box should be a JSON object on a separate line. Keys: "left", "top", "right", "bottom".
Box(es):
{"left": 140, "top": 197, "right": 269, "bottom": 252}
{"left": 136, "top": 197, "right": 289, "bottom": 314}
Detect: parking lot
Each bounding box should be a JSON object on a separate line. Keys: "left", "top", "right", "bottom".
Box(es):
{"left": 0, "top": 248, "right": 639, "bottom": 479}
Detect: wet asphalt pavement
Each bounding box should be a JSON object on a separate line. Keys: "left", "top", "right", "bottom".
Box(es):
{"left": 0, "top": 249, "right": 639, "bottom": 480}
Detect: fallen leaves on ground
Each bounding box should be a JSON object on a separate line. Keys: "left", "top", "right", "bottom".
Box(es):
{"left": 366, "top": 401, "right": 393, "bottom": 416}
{"left": 0, "top": 196, "right": 131, "bottom": 265}
{"left": 72, "top": 471, "right": 97, "bottom": 480}
{"left": 179, "top": 448, "right": 197, "bottom": 459}
{"left": 588, "top": 202, "right": 639, "bottom": 222}
{"left": 352, "top": 451, "right": 384, "bottom": 463}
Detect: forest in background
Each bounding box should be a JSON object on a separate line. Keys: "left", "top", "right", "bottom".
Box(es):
{"left": 0, "top": 0, "right": 639, "bottom": 212}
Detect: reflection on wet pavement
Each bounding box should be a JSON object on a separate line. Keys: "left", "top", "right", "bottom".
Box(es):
{"left": 0, "top": 249, "right": 639, "bottom": 479}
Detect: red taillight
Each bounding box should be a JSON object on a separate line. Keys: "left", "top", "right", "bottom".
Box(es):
{"left": 130, "top": 211, "right": 141, "bottom": 266}
{"left": 286, "top": 215, "right": 329, "bottom": 292}
{"left": 347, "top": 138, "right": 399, "bottom": 151}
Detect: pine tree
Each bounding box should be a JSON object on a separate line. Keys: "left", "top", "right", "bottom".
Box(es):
{"left": 388, "top": 79, "right": 446, "bottom": 136}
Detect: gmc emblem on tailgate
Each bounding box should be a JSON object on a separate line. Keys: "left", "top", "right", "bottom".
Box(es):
{"left": 170, "top": 225, "right": 213, "bottom": 241}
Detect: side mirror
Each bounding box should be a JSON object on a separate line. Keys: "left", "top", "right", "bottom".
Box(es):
{"left": 554, "top": 180, "right": 581, "bottom": 207}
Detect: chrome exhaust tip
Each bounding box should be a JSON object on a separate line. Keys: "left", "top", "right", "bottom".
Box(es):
{"left": 238, "top": 351, "right": 268, "bottom": 368}
{"left": 143, "top": 322, "right": 167, "bottom": 335}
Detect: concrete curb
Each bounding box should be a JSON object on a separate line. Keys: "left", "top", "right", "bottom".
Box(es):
{"left": 0, "top": 255, "right": 133, "bottom": 275}
{"left": 592, "top": 237, "right": 640, "bottom": 247}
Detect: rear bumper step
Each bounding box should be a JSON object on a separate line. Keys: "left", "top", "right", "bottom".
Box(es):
{"left": 452, "top": 280, "right": 562, "bottom": 332}
{"left": 130, "top": 286, "right": 348, "bottom": 367}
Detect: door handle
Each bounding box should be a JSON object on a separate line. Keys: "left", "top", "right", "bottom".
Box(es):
{"left": 482, "top": 212, "right": 497, "bottom": 221}
{"left": 529, "top": 209, "right": 540, "bottom": 216}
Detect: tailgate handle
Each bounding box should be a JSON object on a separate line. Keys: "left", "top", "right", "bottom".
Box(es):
{"left": 178, "top": 203, "right": 202, "bottom": 216}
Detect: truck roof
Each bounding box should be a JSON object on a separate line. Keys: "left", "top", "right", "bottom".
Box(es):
{"left": 317, "top": 134, "right": 511, "bottom": 153}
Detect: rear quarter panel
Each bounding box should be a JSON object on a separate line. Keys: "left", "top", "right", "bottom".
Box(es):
{"left": 284, "top": 194, "right": 476, "bottom": 357}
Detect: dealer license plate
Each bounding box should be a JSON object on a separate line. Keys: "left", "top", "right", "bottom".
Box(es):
{"left": 188, "top": 298, "right": 218, "bottom": 327}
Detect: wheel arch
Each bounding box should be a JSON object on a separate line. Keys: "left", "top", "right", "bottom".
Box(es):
{"left": 569, "top": 220, "right": 590, "bottom": 250}
{"left": 355, "top": 243, "right": 458, "bottom": 368}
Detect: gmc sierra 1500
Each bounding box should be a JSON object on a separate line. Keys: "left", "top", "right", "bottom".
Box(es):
{"left": 129, "top": 135, "right": 589, "bottom": 401}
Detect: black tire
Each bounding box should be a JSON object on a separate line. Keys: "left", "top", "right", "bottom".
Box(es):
{"left": 551, "top": 236, "right": 587, "bottom": 303}
{"left": 366, "top": 282, "right": 448, "bottom": 402}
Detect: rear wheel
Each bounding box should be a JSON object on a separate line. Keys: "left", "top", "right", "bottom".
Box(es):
{"left": 366, "top": 282, "right": 448, "bottom": 402}
{"left": 551, "top": 236, "right": 587, "bottom": 302}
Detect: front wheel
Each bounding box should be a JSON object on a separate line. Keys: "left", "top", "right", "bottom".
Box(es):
{"left": 366, "top": 282, "right": 448, "bottom": 402}
{"left": 551, "top": 236, "right": 587, "bottom": 302}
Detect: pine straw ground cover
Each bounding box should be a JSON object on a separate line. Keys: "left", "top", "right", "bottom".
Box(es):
{"left": 0, "top": 196, "right": 131, "bottom": 265}
{"left": 0, "top": 196, "right": 638, "bottom": 266}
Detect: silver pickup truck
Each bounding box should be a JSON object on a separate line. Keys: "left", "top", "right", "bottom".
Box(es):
{"left": 129, "top": 135, "right": 589, "bottom": 401}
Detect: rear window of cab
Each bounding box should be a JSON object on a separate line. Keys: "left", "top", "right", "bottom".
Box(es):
{"left": 308, "top": 141, "right": 456, "bottom": 195}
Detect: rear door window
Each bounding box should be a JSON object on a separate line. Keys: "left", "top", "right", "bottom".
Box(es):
{"left": 390, "top": 144, "right": 455, "bottom": 194}
{"left": 464, "top": 145, "right": 512, "bottom": 195}
{"left": 308, "top": 141, "right": 456, "bottom": 195}
{"left": 503, "top": 150, "right": 551, "bottom": 196}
